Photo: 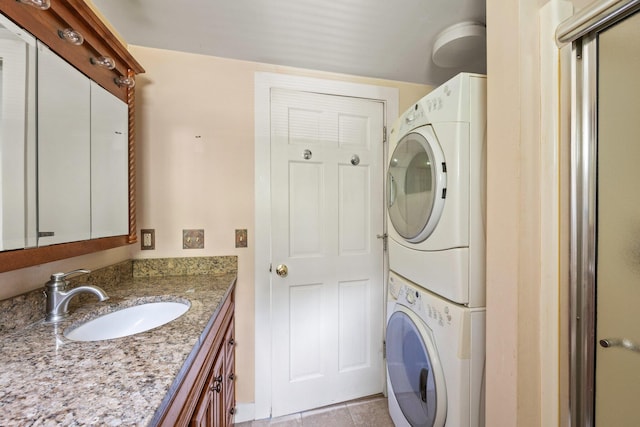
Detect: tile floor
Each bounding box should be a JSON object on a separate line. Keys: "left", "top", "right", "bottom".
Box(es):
{"left": 234, "top": 395, "right": 394, "bottom": 427}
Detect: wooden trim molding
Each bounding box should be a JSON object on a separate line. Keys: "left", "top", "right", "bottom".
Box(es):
{"left": 127, "top": 68, "right": 138, "bottom": 244}
{"left": 2, "top": 0, "right": 145, "bottom": 101}
{"left": 0, "top": 236, "right": 130, "bottom": 273}
{"left": 0, "top": 0, "right": 143, "bottom": 273}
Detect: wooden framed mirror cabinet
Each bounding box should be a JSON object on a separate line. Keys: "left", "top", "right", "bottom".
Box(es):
{"left": 0, "top": 0, "right": 144, "bottom": 273}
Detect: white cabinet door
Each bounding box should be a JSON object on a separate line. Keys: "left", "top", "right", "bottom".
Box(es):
{"left": 90, "top": 81, "right": 129, "bottom": 238}
{"left": 37, "top": 42, "right": 90, "bottom": 246}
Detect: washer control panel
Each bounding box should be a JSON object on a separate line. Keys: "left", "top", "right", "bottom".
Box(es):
{"left": 396, "top": 282, "right": 453, "bottom": 329}
{"left": 403, "top": 285, "right": 453, "bottom": 327}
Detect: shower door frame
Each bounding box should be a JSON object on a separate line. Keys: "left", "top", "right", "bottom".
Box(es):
{"left": 557, "top": 0, "right": 640, "bottom": 425}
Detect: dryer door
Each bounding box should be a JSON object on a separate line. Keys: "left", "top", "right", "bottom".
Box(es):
{"left": 386, "top": 306, "right": 447, "bottom": 427}
{"left": 388, "top": 125, "right": 446, "bottom": 243}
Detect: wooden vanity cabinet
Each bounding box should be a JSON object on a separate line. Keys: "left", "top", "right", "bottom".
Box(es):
{"left": 158, "top": 290, "right": 236, "bottom": 427}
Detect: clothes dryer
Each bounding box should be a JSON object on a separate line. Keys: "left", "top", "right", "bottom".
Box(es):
{"left": 386, "top": 271, "right": 485, "bottom": 427}
{"left": 387, "top": 73, "right": 486, "bottom": 306}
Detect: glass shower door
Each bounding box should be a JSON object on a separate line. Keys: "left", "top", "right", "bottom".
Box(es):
{"left": 595, "top": 10, "right": 640, "bottom": 426}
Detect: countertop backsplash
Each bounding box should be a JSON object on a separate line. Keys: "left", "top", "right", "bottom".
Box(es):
{"left": 0, "top": 256, "right": 238, "bottom": 335}
{"left": 133, "top": 255, "right": 237, "bottom": 277}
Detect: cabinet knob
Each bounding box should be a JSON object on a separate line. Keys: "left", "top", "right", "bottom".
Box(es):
{"left": 228, "top": 338, "right": 235, "bottom": 346}
{"left": 211, "top": 382, "right": 222, "bottom": 393}
{"left": 229, "top": 407, "right": 236, "bottom": 415}
{"left": 228, "top": 373, "right": 235, "bottom": 381}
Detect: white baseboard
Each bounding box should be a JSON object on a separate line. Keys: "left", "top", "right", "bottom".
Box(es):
{"left": 233, "top": 402, "right": 256, "bottom": 424}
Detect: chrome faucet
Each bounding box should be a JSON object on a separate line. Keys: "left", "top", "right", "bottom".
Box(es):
{"left": 44, "top": 269, "right": 109, "bottom": 323}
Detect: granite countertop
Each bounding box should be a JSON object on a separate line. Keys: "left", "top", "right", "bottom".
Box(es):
{"left": 0, "top": 263, "right": 236, "bottom": 426}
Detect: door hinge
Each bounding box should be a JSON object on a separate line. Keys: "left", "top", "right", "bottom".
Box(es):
{"left": 383, "top": 340, "right": 386, "bottom": 356}
{"left": 383, "top": 126, "right": 387, "bottom": 143}
{"left": 269, "top": 263, "right": 272, "bottom": 273}
{"left": 377, "top": 233, "right": 388, "bottom": 251}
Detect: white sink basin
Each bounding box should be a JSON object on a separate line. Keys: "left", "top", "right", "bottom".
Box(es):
{"left": 64, "top": 301, "right": 190, "bottom": 342}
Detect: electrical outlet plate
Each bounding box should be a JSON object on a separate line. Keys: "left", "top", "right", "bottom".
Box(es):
{"left": 235, "top": 229, "right": 248, "bottom": 248}
{"left": 183, "top": 229, "right": 204, "bottom": 249}
{"left": 141, "top": 229, "right": 155, "bottom": 250}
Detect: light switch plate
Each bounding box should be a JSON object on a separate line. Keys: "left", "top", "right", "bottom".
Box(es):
{"left": 235, "top": 229, "right": 248, "bottom": 248}
{"left": 141, "top": 229, "right": 155, "bottom": 250}
{"left": 183, "top": 229, "right": 204, "bottom": 249}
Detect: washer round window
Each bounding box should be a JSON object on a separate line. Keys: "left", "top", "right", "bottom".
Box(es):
{"left": 386, "top": 308, "right": 447, "bottom": 427}
{"left": 388, "top": 126, "right": 446, "bottom": 242}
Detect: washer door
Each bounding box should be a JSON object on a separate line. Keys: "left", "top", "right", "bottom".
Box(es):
{"left": 386, "top": 306, "right": 447, "bottom": 427}
{"left": 388, "top": 125, "right": 446, "bottom": 243}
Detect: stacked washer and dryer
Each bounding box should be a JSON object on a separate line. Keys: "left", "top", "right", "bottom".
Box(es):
{"left": 385, "top": 73, "right": 486, "bottom": 427}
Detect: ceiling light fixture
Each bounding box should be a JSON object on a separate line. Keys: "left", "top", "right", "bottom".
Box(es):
{"left": 432, "top": 21, "right": 486, "bottom": 68}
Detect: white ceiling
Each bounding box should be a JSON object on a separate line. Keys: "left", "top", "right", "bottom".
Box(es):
{"left": 92, "top": 0, "right": 486, "bottom": 86}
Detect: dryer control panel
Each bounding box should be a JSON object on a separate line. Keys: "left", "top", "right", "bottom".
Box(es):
{"left": 391, "top": 72, "right": 486, "bottom": 147}
{"left": 397, "top": 101, "right": 428, "bottom": 136}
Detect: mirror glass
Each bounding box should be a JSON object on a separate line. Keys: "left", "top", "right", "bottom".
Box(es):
{"left": 90, "top": 80, "right": 129, "bottom": 239}
{"left": 37, "top": 44, "right": 130, "bottom": 246}
{"left": 0, "top": 14, "right": 37, "bottom": 251}
{"left": 37, "top": 41, "right": 91, "bottom": 246}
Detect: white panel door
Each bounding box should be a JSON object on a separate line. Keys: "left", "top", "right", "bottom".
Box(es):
{"left": 270, "top": 88, "right": 385, "bottom": 417}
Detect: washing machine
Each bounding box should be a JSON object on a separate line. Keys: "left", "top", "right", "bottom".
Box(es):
{"left": 386, "top": 271, "right": 485, "bottom": 427}
{"left": 387, "top": 73, "right": 486, "bottom": 307}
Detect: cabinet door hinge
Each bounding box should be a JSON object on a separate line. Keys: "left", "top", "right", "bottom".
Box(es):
{"left": 383, "top": 340, "right": 386, "bottom": 356}
{"left": 383, "top": 126, "right": 387, "bottom": 143}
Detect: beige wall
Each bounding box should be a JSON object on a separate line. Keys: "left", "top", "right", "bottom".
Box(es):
{"left": 0, "top": 246, "right": 133, "bottom": 300}
{"left": 128, "top": 45, "right": 432, "bottom": 404}
{"left": 485, "top": 0, "right": 522, "bottom": 422}
{"left": 485, "top": 0, "right": 585, "bottom": 425}
{"left": 486, "top": 0, "right": 551, "bottom": 423}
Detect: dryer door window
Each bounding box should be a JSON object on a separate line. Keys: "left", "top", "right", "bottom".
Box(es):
{"left": 388, "top": 126, "right": 446, "bottom": 243}
{"left": 386, "top": 308, "right": 447, "bottom": 427}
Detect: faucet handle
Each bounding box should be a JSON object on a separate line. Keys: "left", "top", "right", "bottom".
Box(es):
{"left": 48, "top": 269, "right": 91, "bottom": 286}
{"left": 53, "top": 269, "right": 91, "bottom": 280}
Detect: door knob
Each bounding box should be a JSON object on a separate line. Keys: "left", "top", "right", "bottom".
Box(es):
{"left": 276, "top": 264, "right": 288, "bottom": 277}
